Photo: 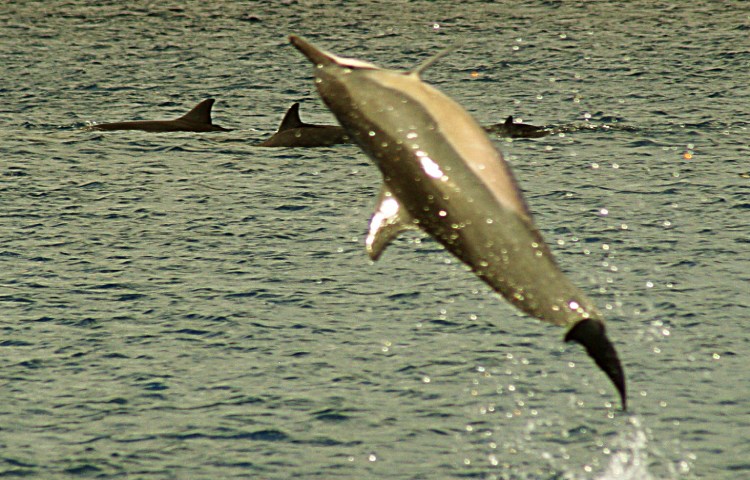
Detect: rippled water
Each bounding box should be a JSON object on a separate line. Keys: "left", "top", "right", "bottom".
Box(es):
{"left": 1, "top": 1, "right": 748, "bottom": 478}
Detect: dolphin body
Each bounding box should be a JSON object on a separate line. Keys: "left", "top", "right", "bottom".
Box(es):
{"left": 88, "top": 99, "right": 231, "bottom": 132}
{"left": 258, "top": 102, "right": 351, "bottom": 147}
{"left": 289, "top": 35, "right": 626, "bottom": 409}
{"left": 485, "top": 115, "right": 550, "bottom": 139}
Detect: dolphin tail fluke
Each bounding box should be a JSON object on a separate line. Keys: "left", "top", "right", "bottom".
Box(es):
{"left": 564, "top": 319, "right": 627, "bottom": 410}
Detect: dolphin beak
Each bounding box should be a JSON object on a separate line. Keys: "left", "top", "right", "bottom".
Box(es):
{"left": 289, "top": 35, "right": 334, "bottom": 67}
{"left": 564, "top": 319, "right": 627, "bottom": 410}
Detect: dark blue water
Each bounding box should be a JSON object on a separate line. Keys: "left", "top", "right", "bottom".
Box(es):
{"left": 1, "top": 1, "right": 748, "bottom": 478}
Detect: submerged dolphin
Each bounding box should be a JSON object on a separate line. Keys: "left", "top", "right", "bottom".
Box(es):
{"left": 88, "top": 99, "right": 231, "bottom": 132}
{"left": 289, "top": 35, "right": 626, "bottom": 409}
{"left": 485, "top": 115, "right": 550, "bottom": 139}
{"left": 258, "top": 102, "right": 350, "bottom": 147}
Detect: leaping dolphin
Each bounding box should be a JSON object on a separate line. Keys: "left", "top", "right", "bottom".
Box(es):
{"left": 289, "top": 35, "right": 627, "bottom": 409}
{"left": 258, "top": 102, "right": 351, "bottom": 147}
{"left": 88, "top": 99, "right": 231, "bottom": 132}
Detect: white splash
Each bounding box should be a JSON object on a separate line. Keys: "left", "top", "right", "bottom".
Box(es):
{"left": 595, "top": 416, "right": 656, "bottom": 480}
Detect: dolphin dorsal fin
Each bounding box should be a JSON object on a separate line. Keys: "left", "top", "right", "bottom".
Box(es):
{"left": 278, "top": 103, "right": 305, "bottom": 132}
{"left": 409, "top": 47, "right": 454, "bottom": 78}
{"left": 366, "top": 186, "right": 417, "bottom": 261}
{"left": 505, "top": 116, "right": 514, "bottom": 126}
{"left": 179, "top": 99, "right": 215, "bottom": 125}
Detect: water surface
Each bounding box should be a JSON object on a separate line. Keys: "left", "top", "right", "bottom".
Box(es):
{"left": 1, "top": 1, "right": 748, "bottom": 478}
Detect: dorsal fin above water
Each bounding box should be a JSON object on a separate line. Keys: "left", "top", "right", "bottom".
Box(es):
{"left": 278, "top": 103, "right": 305, "bottom": 131}
{"left": 505, "top": 116, "right": 514, "bottom": 126}
{"left": 178, "top": 99, "right": 215, "bottom": 124}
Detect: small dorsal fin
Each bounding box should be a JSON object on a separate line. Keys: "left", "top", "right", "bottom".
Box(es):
{"left": 505, "top": 116, "right": 514, "bottom": 126}
{"left": 278, "top": 103, "right": 305, "bottom": 131}
{"left": 409, "top": 47, "right": 454, "bottom": 78}
{"left": 179, "top": 99, "right": 215, "bottom": 124}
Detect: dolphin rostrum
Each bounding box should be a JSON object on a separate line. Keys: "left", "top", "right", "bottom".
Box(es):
{"left": 289, "top": 35, "right": 626, "bottom": 409}
{"left": 258, "top": 102, "right": 350, "bottom": 147}
{"left": 88, "top": 99, "right": 231, "bottom": 132}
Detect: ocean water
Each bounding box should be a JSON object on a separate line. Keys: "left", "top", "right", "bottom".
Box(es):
{"left": 1, "top": 1, "right": 748, "bottom": 478}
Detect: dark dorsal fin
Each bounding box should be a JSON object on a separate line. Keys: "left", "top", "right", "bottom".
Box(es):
{"left": 178, "top": 99, "right": 215, "bottom": 125}
{"left": 505, "top": 115, "right": 514, "bottom": 126}
{"left": 278, "top": 103, "right": 305, "bottom": 132}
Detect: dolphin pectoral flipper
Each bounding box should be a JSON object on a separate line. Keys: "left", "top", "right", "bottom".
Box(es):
{"left": 366, "top": 187, "right": 416, "bottom": 261}
{"left": 565, "top": 319, "right": 627, "bottom": 410}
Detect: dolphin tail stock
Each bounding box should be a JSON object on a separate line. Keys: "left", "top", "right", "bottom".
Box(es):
{"left": 564, "top": 318, "right": 627, "bottom": 410}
